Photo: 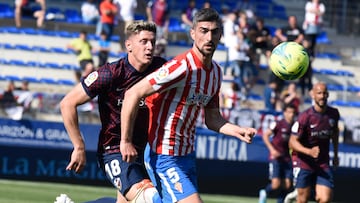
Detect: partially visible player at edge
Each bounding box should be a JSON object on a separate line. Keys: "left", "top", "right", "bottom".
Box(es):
{"left": 59, "top": 20, "right": 167, "bottom": 203}
{"left": 259, "top": 104, "right": 296, "bottom": 203}
{"left": 120, "top": 8, "right": 257, "bottom": 203}
{"left": 289, "top": 82, "right": 339, "bottom": 203}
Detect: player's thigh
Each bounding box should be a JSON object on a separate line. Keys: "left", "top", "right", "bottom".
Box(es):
{"left": 297, "top": 187, "right": 312, "bottom": 203}
{"left": 315, "top": 184, "right": 332, "bottom": 203}
{"left": 284, "top": 178, "right": 292, "bottom": 189}
{"left": 315, "top": 168, "right": 334, "bottom": 202}
{"left": 283, "top": 161, "right": 293, "bottom": 189}
{"left": 295, "top": 169, "right": 314, "bottom": 202}
{"left": 116, "top": 191, "right": 128, "bottom": 203}
{"left": 178, "top": 193, "right": 203, "bottom": 203}
{"left": 151, "top": 152, "right": 198, "bottom": 202}
{"left": 271, "top": 177, "right": 281, "bottom": 189}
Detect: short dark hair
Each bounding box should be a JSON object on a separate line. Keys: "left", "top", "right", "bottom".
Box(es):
{"left": 283, "top": 103, "right": 296, "bottom": 111}
{"left": 192, "top": 8, "right": 222, "bottom": 29}
{"left": 125, "top": 20, "right": 157, "bottom": 39}
{"left": 80, "top": 30, "right": 87, "bottom": 35}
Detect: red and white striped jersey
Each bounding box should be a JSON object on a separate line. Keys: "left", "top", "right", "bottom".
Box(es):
{"left": 145, "top": 49, "right": 223, "bottom": 156}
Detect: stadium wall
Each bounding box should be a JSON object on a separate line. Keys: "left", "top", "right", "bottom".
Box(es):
{"left": 0, "top": 117, "right": 359, "bottom": 202}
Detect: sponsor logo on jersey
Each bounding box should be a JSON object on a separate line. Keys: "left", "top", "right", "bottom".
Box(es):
{"left": 155, "top": 67, "right": 169, "bottom": 81}
{"left": 84, "top": 71, "right": 98, "bottom": 87}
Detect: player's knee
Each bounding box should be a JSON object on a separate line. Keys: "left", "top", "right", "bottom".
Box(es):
{"left": 131, "top": 179, "right": 162, "bottom": 203}
{"left": 315, "top": 194, "right": 332, "bottom": 203}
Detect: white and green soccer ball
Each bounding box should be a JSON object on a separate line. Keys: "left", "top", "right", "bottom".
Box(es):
{"left": 269, "top": 41, "right": 309, "bottom": 80}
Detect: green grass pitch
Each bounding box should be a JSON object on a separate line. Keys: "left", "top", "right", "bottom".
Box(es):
{"left": 0, "top": 179, "right": 278, "bottom": 203}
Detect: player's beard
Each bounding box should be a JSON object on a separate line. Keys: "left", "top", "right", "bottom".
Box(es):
{"left": 197, "top": 43, "right": 215, "bottom": 58}
{"left": 315, "top": 98, "right": 327, "bottom": 108}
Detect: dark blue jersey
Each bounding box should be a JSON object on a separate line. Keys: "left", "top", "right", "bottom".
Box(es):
{"left": 81, "top": 56, "right": 167, "bottom": 154}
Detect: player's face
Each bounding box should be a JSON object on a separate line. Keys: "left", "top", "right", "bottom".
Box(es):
{"left": 191, "top": 21, "right": 222, "bottom": 57}
{"left": 312, "top": 83, "right": 328, "bottom": 108}
{"left": 284, "top": 107, "right": 296, "bottom": 123}
{"left": 127, "top": 30, "right": 156, "bottom": 66}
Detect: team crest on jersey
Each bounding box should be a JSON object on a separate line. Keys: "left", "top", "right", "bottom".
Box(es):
{"left": 155, "top": 67, "right": 169, "bottom": 81}
{"left": 174, "top": 182, "right": 183, "bottom": 193}
{"left": 329, "top": 119, "right": 336, "bottom": 127}
{"left": 84, "top": 71, "right": 98, "bottom": 87}
{"left": 114, "top": 177, "right": 122, "bottom": 190}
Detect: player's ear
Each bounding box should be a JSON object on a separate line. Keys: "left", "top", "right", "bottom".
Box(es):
{"left": 309, "top": 89, "right": 314, "bottom": 98}
{"left": 125, "top": 40, "right": 132, "bottom": 52}
{"left": 190, "top": 27, "right": 195, "bottom": 41}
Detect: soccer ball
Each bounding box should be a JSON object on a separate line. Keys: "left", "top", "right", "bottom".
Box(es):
{"left": 269, "top": 41, "right": 309, "bottom": 80}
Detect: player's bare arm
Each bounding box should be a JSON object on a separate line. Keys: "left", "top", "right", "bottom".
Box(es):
{"left": 204, "top": 108, "right": 256, "bottom": 144}
{"left": 60, "top": 83, "right": 92, "bottom": 173}
{"left": 262, "top": 129, "right": 280, "bottom": 159}
{"left": 121, "top": 78, "right": 155, "bottom": 163}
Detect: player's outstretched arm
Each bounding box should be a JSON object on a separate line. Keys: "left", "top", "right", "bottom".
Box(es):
{"left": 204, "top": 108, "right": 256, "bottom": 144}
{"left": 121, "top": 78, "right": 156, "bottom": 163}
{"left": 60, "top": 83, "right": 91, "bottom": 173}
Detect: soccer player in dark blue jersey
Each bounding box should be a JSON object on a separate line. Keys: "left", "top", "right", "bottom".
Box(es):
{"left": 289, "top": 82, "right": 339, "bottom": 203}
{"left": 259, "top": 104, "right": 296, "bottom": 203}
{"left": 59, "top": 20, "right": 167, "bottom": 203}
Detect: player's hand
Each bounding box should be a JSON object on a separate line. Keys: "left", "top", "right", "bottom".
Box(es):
{"left": 309, "top": 146, "right": 320, "bottom": 158}
{"left": 238, "top": 127, "right": 257, "bottom": 144}
{"left": 270, "top": 148, "right": 281, "bottom": 159}
{"left": 120, "top": 140, "right": 138, "bottom": 163}
{"left": 66, "top": 148, "right": 86, "bottom": 173}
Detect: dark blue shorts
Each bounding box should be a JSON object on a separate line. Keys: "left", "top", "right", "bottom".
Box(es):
{"left": 97, "top": 152, "right": 148, "bottom": 195}
{"left": 295, "top": 168, "right": 334, "bottom": 189}
{"left": 269, "top": 159, "right": 293, "bottom": 180}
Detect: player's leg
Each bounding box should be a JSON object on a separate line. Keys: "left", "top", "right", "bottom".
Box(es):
{"left": 178, "top": 193, "right": 202, "bottom": 203}
{"left": 284, "top": 161, "right": 294, "bottom": 191}
{"left": 296, "top": 187, "right": 311, "bottom": 203}
{"left": 259, "top": 160, "right": 282, "bottom": 203}
{"left": 127, "top": 179, "right": 161, "bottom": 203}
{"left": 284, "top": 189, "right": 297, "bottom": 203}
{"left": 100, "top": 152, "right": 161, "bottom": 203}
{"left": 34, "top": 9, "right": 45, "bottom": 28}
{"left": 314, "top": 185, "right": 332, "bottom": 203}
{"left": 294, "top": 168, "right": 314, "bottom": 203}
{"left": 116, "top": 191, "right": 128, "bottom": 203}
{"left": 14, "top": 0, "right": 23, "bottom": 27}
{"left": 314, "top": 168, "right": 334, "bottom": 203}
{"left": 276, "top": 161, "right": 294, "bottom": 203}
{"left": 149, "top": 150, "right": 202, "bottom": 203}
{"left": 284, "top": 158, "right": 300, "bottom": 203}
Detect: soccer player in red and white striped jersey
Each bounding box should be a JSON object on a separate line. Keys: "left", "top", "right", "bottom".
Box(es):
{"left": 120, "top": 8, "right": 257, "bottom": 203}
